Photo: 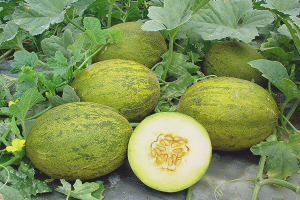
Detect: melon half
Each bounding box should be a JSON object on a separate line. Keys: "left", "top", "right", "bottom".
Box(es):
{"left": 128, "top": 112, "right": 212, "bottom": 192}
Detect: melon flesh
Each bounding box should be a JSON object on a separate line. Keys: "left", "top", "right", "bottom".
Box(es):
{"left": 128, "top": 112, "right": 212, "bottom": 192}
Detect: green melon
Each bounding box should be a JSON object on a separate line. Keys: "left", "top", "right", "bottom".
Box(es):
{"left": 177, "top": 77, "right": 279, "bottom": 151}
{"left": 71, "top": 59, "right": 160, "bottom": 122}
{"left": 202, "top": 41, "right": 267, "bottom": 87}
{"left": 92, "top": 22, "right": 168, "bottom": 68}
{"left": 128, "top": 112, "right": 212, "bottom": 192}
{"left": 26, "top": 102, "right": 133, "bottom": 181}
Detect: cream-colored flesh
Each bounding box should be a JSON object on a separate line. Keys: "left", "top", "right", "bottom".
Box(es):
{"left": 128, "top": 112, "right": 212, "bottom": 192}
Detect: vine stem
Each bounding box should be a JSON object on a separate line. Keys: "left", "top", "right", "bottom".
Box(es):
{"left": 65, "top": 14, "right": 85, "bottom": 32}
{"left": 107, "top": 0, "right": 116, "bottom": 28}
{"left": 186, "top": 186, "right": 193, "bottom": 200}
{"left": 263, "top": 15, "right": 281, "bottom": 43}
{"left": 251, "top": 155, "right": 266, "bottom": 200}
{"left": 0, "top": 49, "right": 14, "bottom": 61}
{"left": 161, "top": 26, "right": 182, "bottom": 81}
{"left": 73, "top": 37, "right": 113, "bottom": 77}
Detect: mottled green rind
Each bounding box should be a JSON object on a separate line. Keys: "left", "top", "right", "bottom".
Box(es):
{"left": 177, "top": 77, "right": 279, "bottom": 151}
{"left": 92, "top": 22, "right": 168, "bottom": 68}
{"left": 26, "top": 102, "right": 133, "bottom": 181}
{"left": 71, "top": 59, "right": 160, "bottom": 122}
{"left": 202, "top": 41, "right": 267, "bottom": 87}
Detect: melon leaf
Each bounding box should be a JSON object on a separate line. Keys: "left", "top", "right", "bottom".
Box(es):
{"left": 0, "top": 21, "right": 18, "bottom": 44}
{"left": 0, "top": 162, "right": 52, "bottom": 199}
{"left": 83, "top": 17, "right": 110, "bottom": 45}
{"left": 188, "top": 0, "right": 274, "bottom": 43}
{"left": 10, "top": 50, "right": 39, "bottom": 74}
{"left": 142, "top": 0, "right": 193, "bottom": 31}
{"left": 251, "top": 133, "right": 300, "bottom": 180}
{"left": 12, "top": 0, "right": 75, "bottom": 36}
{"left": 49, "top": 85, "right": 80, "bottom": 107}
{"left": 41, "top": 29, "right": 74, "bottom": 61}
{"left": 9, "top": 87, "right": 45, "bottom": 121}
{"left": 248, "top": 59, "right": 300, "bottom": 101}
{"left": 260, "top": 0, "right": 300, "bottom": 17}
{"left": 56, "top": 179, "right": 105, "bottom": 200}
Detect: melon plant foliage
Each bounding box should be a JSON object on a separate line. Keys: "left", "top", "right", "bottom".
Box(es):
{"left": 0, "top": 0, "right": 299, "bottom": 199}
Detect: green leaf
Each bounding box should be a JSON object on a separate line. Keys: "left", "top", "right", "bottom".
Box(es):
{"left": 10, "top": 50, "right": 39, "bottom": 74}
{"left": 41, "top": 29, "right": 74, "bottom": 60}
{"left": 0, "top": 162, "right": 52, "bottom": 199}
{"left": 68, "top": 32, "right": 91, "bottom": 54}
{"left": 9, "top": 88, "right": 45, "bottom": 120}
{"left": 251, "top": 133, "right": 300, "bottom": 180}
{"left": 188, "top": 0, "right": 274, "bottom": 43}
{"left": 47, "top": 51, "right": 70, "bottom": 77}
{"left": 142, "top": 0, "right": 193, "bottom": 31}
{"left": 83, "top": 17, "right": 110, "bottom": 45}
{"left": 281, "top": 17, "right": 300, "bottom": 55}
{"left": 49, "top": 85, "right": 80, "bottom": 107}
{"left": 248, "top": 59, "right": 290, "bottom": 87}
{"left": 71, "top": 0, "right": 97, "bottom": 16}
{"left": 0, "top": 21, "right": 18, "bottom": 43}
{"left": 108, "top": 29, "right": 122, "bottom": 44}
{"left": 190, "top": 0, "right": 210, "bottom": 13}
{"left": 261, "top": 0, "right": 300, "bottom": 17}
{"left": 0, "top": 30, "right": 23, "bottom": 50}
{"left": 280, "top": 78, "right": 300, "bottom": 101}
{"left": 12, "top": 0, "right": 73, "bottom": 36}
{"left": 56, "top": 179, "right": 105, "bottom": 200}
{"left": 248, "top": 59, "right": 300, "bottom": 101}
{"left": 0, "top": 182, "right": 25, "bottom": 200}
{"left": 13, "top": 81, "right": 37, "bottom": 99}
{"left": 18, "top": 67, "right": 37, "bottom": 83}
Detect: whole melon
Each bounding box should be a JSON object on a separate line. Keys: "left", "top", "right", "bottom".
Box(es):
{"left": 202, "top": 41, "right": 267, "bottom": 87}
{"left": 26, "top": 102, "right": 133, "bottom": 181}
{"left": 92, "top": 22, "right": 168, "bottom": 68}
{"left": 71, "top": 59, "right": 160, "bottom": 122}
{"left": 128, "top": 112, "right": 211, "bottom": 192}
{"left": 177, "top": 77, "right": 279, "bottom": 151}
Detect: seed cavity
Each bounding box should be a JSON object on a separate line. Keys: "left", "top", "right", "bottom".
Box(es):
{"left": 150, "top": 133, "right": 189, "bottom": 171}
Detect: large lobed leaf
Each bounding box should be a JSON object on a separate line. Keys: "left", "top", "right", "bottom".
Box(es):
{"left": 142, "top": 0, "right": 193, "bottom": 31}
{"left": 188, "top": 0, "right": 274, "bottom": 43}
{"left": 0, "top": 162, "right": 52, "bottom": 199}
{"left": 261, "top": 0, "right": 300, "bottom": 17}
{"left": 251, "top": 133, "right": 300, "bottom": 180}
{"left": 11, "top": 0, "right": 92, "bottom": 36}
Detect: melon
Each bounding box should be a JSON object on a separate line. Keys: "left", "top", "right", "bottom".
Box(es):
{"left": 202, "top": 41, "right": 267, "bottom": 87}
{"left": 71, "top": 59, "right": 160, "bottom": 122}
{"left": 26, "top": 102, "right": 133, "bottom": 181}
{"left": 128, "top": 112, "right": 212, "bottom": 192}
{"left": 92, "top": 21, "right": 168, "bottom": 68}
{"left": 177, "top": 77, "right": 279, "bottom": 151}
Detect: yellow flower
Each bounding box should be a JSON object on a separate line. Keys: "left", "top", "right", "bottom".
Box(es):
{"left": 6, "top": 139, "right": 26, "bottom": 152}
{"left": 8, "top": 99, "right": 19, "bottom": 107}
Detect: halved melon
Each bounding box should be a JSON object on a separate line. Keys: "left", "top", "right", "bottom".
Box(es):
{"left": 128, "top": 112, "right": 212, "bottom": 192}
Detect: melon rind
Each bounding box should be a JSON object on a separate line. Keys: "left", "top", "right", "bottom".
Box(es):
{"left": 128, "top": 112, "right": 212, "bottom": 192}
{"left": 26, "top": 102, "right": 133, "bottom": 181}
{"left": 202, "top": 41, "right": 267, "bottom": 87}
{"left": 177, "top": 77, "right": 279, "bottom": 151}
{"left": 92, "top": 22, "right": 168, "bottom": 68}
{"left": 71, "top": 59, "right": 160, "bottom": 122}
